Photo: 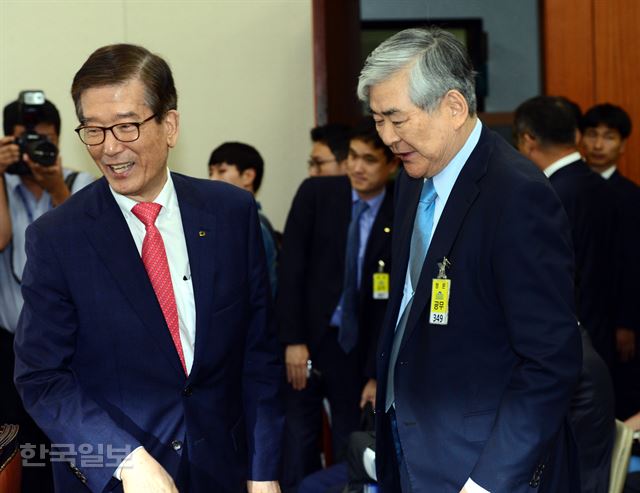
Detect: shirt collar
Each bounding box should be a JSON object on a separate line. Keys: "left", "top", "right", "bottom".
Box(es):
{"left": 598, "top": 165, "right": 617, "bottom": 179}
{"left": 110, "top": 168, "right": 176, "bottom": 219}
{"left": 5, "top": 173, "right": 26, "bottom": 193}
{"left": 432, "top": 118, "right": 482, "bottom": 201}
{"left": 351, "top": 187, "right": 386, "bottom": 211}
{"left": 543, "top": 151, "right": 582, "bottom": 178}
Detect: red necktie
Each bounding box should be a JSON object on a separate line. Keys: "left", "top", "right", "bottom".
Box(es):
{"left": 132, "top": 202, "right": 187, "bottom": 374}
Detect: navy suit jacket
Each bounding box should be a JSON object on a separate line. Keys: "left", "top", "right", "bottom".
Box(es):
{"left": 375, "top": 126, "right": 582, "bottom": 493}
{"left": 14, "top": 173, "right": 284, "bottom": 492}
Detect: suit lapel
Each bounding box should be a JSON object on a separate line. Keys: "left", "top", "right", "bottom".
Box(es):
{"left": 400, "top": 127, "right": 491, "bottom": 351}
{"left": 172, "top": 173, "right": 217, "bottom": 380}
{"left": 82, "top": 178, "right": 185, "bottom": 375}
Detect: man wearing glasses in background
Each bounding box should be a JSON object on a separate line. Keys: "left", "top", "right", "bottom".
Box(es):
{"left": 307, "top": 123, "right": 350, "bottom": 177}
{"left": 13, "top": 44, "right": 283, "bottom": 493}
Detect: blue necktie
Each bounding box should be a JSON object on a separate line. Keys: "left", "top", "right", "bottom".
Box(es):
{"left": 338, "top": 200, "right": 369, "bottom": 354}
{"left": 385, "top": 179, "right": 437, "bottom": 410}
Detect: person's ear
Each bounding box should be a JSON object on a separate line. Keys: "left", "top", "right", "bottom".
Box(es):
{"left": 240, "top": 168, "right": 256, "bottom": 191}
{"left": 164, "top": 110, "right": 179, "bottom": 148}
{"left": 442, "top": 90, "right": 469, "bottom": 129}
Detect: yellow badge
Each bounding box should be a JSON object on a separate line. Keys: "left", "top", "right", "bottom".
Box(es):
{"left": 429, "top": 258, "right": 451, "bottom": 325}
{"left": 373, "top": 260, "right": 389, "bottom": 300}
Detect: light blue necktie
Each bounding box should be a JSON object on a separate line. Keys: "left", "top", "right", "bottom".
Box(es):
{"left": 386, "top": 179, "right": 437, "bottom": 410}
{"left": 338, "top": 200, "right": 370, "bottom": 354}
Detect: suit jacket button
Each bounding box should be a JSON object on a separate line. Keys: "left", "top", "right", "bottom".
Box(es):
{"left": 182, "top": 385, "right": 193, "bottom": 397}
{"left": 171, "top": 440, "right": 183, "bottom": 451}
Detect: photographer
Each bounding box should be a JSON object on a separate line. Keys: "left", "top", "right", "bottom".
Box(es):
{"left": 0, "top": 94, "right": 93, "bottom": 493}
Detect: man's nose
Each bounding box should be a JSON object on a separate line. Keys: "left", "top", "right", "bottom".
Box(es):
{"left": 377, "top": 122, "right": 400, "bottom": 147}
{"left": 103, "top": 129, "right": 125, "bottom": 155}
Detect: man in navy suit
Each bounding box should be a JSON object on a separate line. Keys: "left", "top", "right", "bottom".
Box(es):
{"left": 13, "top": 44, "right": 283, "bottom": 493}
{"left": 357, "top": 28, "right": 582, "bottom": 492}
{"left": 514, "top": 96, "right": 617, "bottom": 366}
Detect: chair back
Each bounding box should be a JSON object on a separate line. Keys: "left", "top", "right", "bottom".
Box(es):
{"left": 609, "top": 419, "right": 634, "bottom": 493}
{"left": 0, "top": 424, "right": 21, "bottom": 493}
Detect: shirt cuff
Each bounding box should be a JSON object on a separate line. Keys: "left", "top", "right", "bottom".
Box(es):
{"left": 362, "top": 447, "right": 377, "bottom": 481}
{"left": 113, "top": 446, "right": 144, "bottom": 480}
{"left": 465, "top": 478, "right": 491, "bottom": 493}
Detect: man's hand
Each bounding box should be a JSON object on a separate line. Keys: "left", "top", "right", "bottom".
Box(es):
{"left": 0, "top": 136, "right": 19, "bottom": 173}
{"left": 617, "top": 327, "right": 636, "bottom": 363}
{"left": 120, "top": 447, "right": 178, "bottom": 493}
{"left": 285, "top": 344, "right": 309, "bottom": 390}
{"left": 360, "top": 378, "right": 377, "bottom": 409}
{"left": 247, "top": 480, "right": 281, "bottom": 492}
{"left": 25, "top": 154, "right": 69, "bottom": 206}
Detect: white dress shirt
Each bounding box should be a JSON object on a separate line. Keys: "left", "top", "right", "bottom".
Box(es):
{"left": 110, "top": 170, "right": 196, "bottom": 374}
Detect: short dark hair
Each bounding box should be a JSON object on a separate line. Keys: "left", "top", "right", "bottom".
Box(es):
{"left": 580, "top": 103, "right": 632, "bottom": 139}
{"left": 310, "top": 123, "right": 351, "bottom": 162}
{"left": 350, "top": 118, "right": 395, "bottom": 162}
{"left": 3, "top": 99, "right": 61, "bottom": 136}
{"left": 71, "top": 44, "right": 177, "bottom": 123}
{"left": 208, "top": 142, "right": 264, "bottom": 193}
{"left": 514, "top": 96, "right": 577, "bottom": 148}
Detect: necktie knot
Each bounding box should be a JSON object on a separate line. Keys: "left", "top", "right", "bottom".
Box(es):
{"left": 353, "top": 199, "right": 369, "bottom": 219}
{"left": 419, "top": 179, "right": 437, "bottom": 206}
{"left": 132, "top": 202, "right": 162, "bottom": 228}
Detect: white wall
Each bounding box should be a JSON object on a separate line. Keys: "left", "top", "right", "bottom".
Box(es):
{"left": 360, "top": 0, "right": 541, "bottom": 112}
{"left": 0, "top": 0, "right": 314, "bottom": 229}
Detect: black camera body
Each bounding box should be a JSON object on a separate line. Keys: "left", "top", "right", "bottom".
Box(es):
{"left": 6, "top": 90, "right": 59, "bottom": 175}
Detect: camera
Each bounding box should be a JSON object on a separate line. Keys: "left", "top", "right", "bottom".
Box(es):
{"left": 5, "top": 90, "right": 59, "bottom": 175}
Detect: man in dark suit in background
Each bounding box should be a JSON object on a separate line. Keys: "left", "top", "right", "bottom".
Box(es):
{"left": 358, "top": 28, "right": 581, "bottom": 492}
{"left": 277, "top": 119, "right": 398, "bottom": 492}
{"left": 514, "top": 96, "right": 617, "bottom": 366}
{"left": 514, "top": 96, "right": 618, "bottom": 493}
{"left": 581, "top": 103, "right": 640, "bottom": 420}
{"left": 13, "top": 44, "right": 283, "bottom": 493}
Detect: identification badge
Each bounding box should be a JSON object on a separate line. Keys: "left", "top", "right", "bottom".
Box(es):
{"left": 373, "top": 260, "right": 389, "bottom": 300}
{"left": 429, "top": 258, "right": 451, "bottom": 325}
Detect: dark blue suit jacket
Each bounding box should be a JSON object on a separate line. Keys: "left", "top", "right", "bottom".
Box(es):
{"left": 375, "top": 126, "right": 582, "bottom": 492}
{"left": 13, "top": 173, "right": 284, "bottom": 492}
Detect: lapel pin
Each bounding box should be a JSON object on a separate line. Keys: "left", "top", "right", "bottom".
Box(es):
{"left": 384, "top": 227, "right": 391, "bottom": 233}
{"left": 198, "top": 231, "right": 206, "bottom": 237}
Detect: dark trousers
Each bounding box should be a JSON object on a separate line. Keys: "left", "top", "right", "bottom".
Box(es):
{"left": 0, "top": 328, "right": 54, "bottom": 493}
{"left": 281, "top": 329, "right": 365, "bottom": 493}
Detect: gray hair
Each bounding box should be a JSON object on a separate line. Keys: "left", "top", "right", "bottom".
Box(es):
{"left": 357, "top": 27, "right": 477, "bottom": 115}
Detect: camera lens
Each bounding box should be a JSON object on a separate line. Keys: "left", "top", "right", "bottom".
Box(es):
{"left": 26, "top": 140, "right": 58, "bottom": 166}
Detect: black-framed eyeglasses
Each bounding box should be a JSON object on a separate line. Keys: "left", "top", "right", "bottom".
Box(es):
{"left": 74, "top": 114, "right": 157, "bottom": 146}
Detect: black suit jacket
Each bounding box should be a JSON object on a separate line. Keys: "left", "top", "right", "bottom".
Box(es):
{"left": 570, "top": 327, "right": 615, "bottom": 493}
{"left": 277, "top": 176, "right": 393, "bottom": 378}
{"left": 548, "top": 160, "right": 617, "bottom": 363}
{"left": 608, "top": 170, "right": 640, "bottom": 332}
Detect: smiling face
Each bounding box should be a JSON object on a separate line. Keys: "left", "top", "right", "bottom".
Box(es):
{"left": 79, "top": 78, "right": 179, "bottom": 202}
{"left": 369, "top": 68, "right": 468, "bottom": 179}
{"left": 346, "top": 138, "right": 398, "bottom": 200}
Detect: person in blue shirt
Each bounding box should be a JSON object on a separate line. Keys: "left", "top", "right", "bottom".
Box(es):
{"left": 0, "top": 96, "right": 94, "bottom": 493}
{"left": 208, "top": 141, "right": 278, "bottom": 295}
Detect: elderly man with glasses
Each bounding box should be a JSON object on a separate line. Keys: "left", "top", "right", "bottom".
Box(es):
{"left": 13, "top": 44, "right": 284, "bottom": 493}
